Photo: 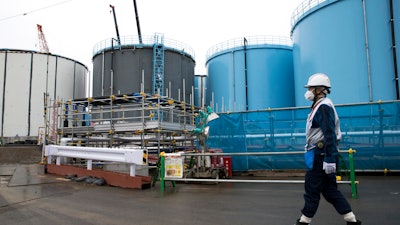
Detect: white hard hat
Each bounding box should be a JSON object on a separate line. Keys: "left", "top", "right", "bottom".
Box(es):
{"left": 304, "top": 73, "right": 331, "bottom": 88}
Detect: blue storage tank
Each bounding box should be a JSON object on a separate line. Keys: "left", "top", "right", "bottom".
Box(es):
{"left": 291, "top": 0, "right": 400, "bottom": 106}
{"left": 205, "top": 36, "right": 295, "bottom": 112}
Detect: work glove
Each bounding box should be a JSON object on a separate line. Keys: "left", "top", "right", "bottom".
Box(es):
{"left": 323, "top": 162, "right": 336, "bottom": 174}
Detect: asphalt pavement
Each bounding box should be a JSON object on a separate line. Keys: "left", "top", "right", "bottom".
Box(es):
{"left": 1, "top": 163, "right": 399, "bottom": 225}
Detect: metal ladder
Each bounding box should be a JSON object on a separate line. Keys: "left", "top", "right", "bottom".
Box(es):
{"left": 152, "top": 33, "right": 165, "bottom": 96}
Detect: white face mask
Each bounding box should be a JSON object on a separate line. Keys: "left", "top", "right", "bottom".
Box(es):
{"left": 304, "top": 90, "right": 315, "bottom": 101}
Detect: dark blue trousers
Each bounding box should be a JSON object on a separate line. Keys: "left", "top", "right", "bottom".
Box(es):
{"left": 301, "top": 153, "right": 352, "bottom": 218}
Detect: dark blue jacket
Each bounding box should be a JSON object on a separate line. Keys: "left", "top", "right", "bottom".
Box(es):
{"left": 311, "top": 104, "right": 338, "bottom": 163}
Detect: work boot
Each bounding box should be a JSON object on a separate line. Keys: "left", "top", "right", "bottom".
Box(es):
{"left": 347, "top": 219, "right": 362, "bottom": 225}
{"left": 295, "top": 219, "right": 309, "bottom": 225}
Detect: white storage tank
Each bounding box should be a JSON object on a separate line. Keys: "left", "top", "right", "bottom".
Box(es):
{"left": 0, "top": 49, "right": 88, "bottom": 144}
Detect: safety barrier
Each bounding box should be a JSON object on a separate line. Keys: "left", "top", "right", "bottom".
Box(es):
{"left": 155, "top": 149, "right": 359, "bottom": 198}
{"left": 45, "top": 145, "right": 144, "bottom": 176}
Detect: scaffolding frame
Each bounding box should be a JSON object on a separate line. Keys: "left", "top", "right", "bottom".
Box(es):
{"left": 44, "top": 93, "right": 200, "bottom": 165}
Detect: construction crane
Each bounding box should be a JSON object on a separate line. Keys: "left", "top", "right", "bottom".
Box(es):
{"left": 132, "top": 0, "right": 142, "bottom": 44}
{"left": 109, "top": 5, "right": 121, "bottom": 46}
{"left": 37, "top": 24, "right": 50, "bottom": 53}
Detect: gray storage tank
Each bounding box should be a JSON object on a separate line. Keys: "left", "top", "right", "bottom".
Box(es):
{"left": 291, "top": 0, "right": 400, "bottom": 106}
{"left": 92, "top": 34, "right": 195, "bottom": 102}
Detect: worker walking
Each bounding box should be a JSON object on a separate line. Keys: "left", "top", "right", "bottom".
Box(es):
{"left": 295, "top": 73, "right": 361, "bottom": 225}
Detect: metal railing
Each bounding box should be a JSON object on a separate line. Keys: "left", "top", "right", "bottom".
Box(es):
{"left": 205, "top": 35, "right": 293, "bottom": 61}
{"left": 156, "top": 149, "right": 359, "bottom": 198}
{"left": 92, "top": 35, "right": 195, "bottom": 60}
{"left": 291, "top": 0, "right": 340, "bottom": 28}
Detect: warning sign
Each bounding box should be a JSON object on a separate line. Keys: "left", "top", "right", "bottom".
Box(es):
{"left": 164, "top": 153, "right": 183, "bottom": 178}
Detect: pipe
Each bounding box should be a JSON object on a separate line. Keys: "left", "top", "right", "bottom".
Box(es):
{"left": 182, "top": 151, "right": 305, "bottom": 156}
{"left": 141, "top": 70, "right": 145, "bottom": 147}
{"left": 53, "top": 56, "right": 58, "bottom": 100}
{"left": 101, "top": 52, "right": 105, "bottom": 96}
{"left": 389, "top": 0, "right": 400, "bottom": 99}
{"left": 199, "top": 76, "right": 203, "bottom": 108}
{"left": 221, "top": 96, "right": 224, "bottom": 112}
{"left": 73, "top": 62, "right": 76, "bottom": 99}
{"left": 87, "top": 70, "right": 91, "bottom": 98}
{"left": 183, "top": 78, "right": 186, "bottom": 128}
{"left": 45, "top": 54, "right": 50, "bottom": 99}
{"left": 232, "top": 50, "right": 235, "bottom": 111}
{"left": 181, "top": 149, "right": 352, "bottom": 157}
{"left": 28, "top": 52, "right": 34, "bottom": 136}
{"left": 211, "top": 92, "right": 214, "bottom": 111}
{"left": 243, "top": 37, "right": 249, "bottom": 110}
{"left": 109, "top": 47, "right": 115, "bottom": 146}
{"left": 1, "top": 51, "right": 7, "bottom": 140}
{"left": 191, "top": 85, "right": 194, "bottom": 106}
{"left": 164, "top": 178, "right": 357, "bottom": 184}
{"left": 60, "top": 137, "right": 74, "bottom": 146}
{"left": 183, "top": 78, "right": 186, "bottom": 104}
{"left": 362, "top": 0, "right": 373, "bottom": 102}
{"left": 201, "top": 76, "right": 205, "bottom": 109}
{"left": 110, "top": 70, "right": 114, "bottom": 95}
{"left": 110, "top": 42, "right": 115, "bottom": 96}
{"left": 169, "top": 81, "right": 171, "bottom": 98}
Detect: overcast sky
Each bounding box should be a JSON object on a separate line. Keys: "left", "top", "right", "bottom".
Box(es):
{"left": 1, "top": 0, "right": 304, "bottom": 75}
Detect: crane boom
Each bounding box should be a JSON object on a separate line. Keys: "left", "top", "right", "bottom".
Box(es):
{"left": 109, "top": 5, "right": 121, "bottom": 45}
{"left": 133, "top": 0, "right": 142, "bottom": 44}
{"left": 37, "top": 24, "right": 50, "bottom": 53}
